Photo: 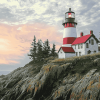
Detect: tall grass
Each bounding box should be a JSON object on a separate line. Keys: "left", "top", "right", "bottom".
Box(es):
{"left": 51, "top": 52, "right": 100, "bottom": 76}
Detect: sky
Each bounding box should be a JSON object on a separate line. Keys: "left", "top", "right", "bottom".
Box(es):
{"left": 0, "top": 0, "right": 100, "bottom": 75}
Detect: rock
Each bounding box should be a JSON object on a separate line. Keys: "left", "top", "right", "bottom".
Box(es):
{"left": 1, "top": 57, "right": 100, "bottom": 100}
{"left": 93, "top": 58, "right": 100, "bottom": 66}
{"left": 26, "top": 98, "right": 33, "bottom": 100}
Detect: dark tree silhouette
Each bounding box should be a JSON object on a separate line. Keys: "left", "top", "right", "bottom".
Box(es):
{"left": 36, "top": 39, "right": 43, "bottom": 61}
{"left": 50, "top": 43, "right": 58, "bottom": 57}
{"left": 42, "top": 39, "right": 51, "bottom": 58}
{"left": 27, "top": 35, "right": 37, "bottom": 61}
{"left": 28, "top": 37, "right": 58, "bottom": 63}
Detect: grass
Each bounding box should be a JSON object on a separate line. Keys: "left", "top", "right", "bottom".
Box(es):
{"left": 25, "top": 56, "right": 58, "bottom": 75}
{"left": 26, "top": 52, "right": 100, "bottom": 81}
{"left": 26, "top": 52, "right": 100, "bottom": 80}
{"left": 50, "top": 52, "right": 100, "bottom": 76}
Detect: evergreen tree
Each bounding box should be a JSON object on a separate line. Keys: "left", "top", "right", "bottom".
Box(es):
{"left": 36, "top": 39, "right": 43, "bottom": 61}
{"left": 50, "top": 43, "right": 58, "bottom": 57}
{"left": 27, "top": 35, "right": 37, "bottom": 61}
{"left": 42, "top": 39, "right": 51, "bottom": 58}
{"left": 28, "top": 36, "right": 58, "bottom": 62}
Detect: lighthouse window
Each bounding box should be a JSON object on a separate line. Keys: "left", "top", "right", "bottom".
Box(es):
{"left": 68, "top": 13, "right": 71, "bottom": 18}
{"left": 65, "top": 13, "right": 68, "bottom": 18}
{"left": 71, "top": 13, "right": 75, "bottom": 18}
{"left": 91, "top": 39, "right": 94, "bottom": 45}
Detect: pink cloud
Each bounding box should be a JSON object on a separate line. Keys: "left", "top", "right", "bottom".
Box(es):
{"left": 0, "top": 23, "right": 62, "bottom": 64}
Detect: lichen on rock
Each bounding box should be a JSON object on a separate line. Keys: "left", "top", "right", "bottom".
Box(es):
{"left": 1, "top": 54, "right": 100, "bottom": 100}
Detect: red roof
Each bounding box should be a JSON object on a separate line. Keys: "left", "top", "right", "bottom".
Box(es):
{"left": 71, "top": 34, "right": 91, "bottom": 45}
{"left": 58, "top": 47, "right": 75, "bottom": 53}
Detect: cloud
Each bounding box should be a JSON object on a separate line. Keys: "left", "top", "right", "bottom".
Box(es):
{"left": 0, "top": 23, "right": 61, "bottom": 64}
{"left": 0, "top": 0, "right": 100, "bottom": 66}
{"left": 0, "top": 0, "right": 99, "bottom": 28}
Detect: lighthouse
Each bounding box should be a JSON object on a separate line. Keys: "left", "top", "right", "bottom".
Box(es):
{"left": 58, "top": 8, "right": 99, "bottom": 58}
{"left": 58, "top": 8, "right": 77, "bottom": 58}
{"left": 62, "top": 8, "right": 77, "bottom": 47}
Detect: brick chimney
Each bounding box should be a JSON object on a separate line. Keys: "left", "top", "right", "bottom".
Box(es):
{"left": 90, "top": 30, "right": 93, "bottom": 35}
{"left": 80, "top": 32, "right": 83, "bottom": 37}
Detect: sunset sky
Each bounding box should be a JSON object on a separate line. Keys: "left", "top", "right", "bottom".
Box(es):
{"left": 0, "top": 0, "right": 100, "bottom": 75}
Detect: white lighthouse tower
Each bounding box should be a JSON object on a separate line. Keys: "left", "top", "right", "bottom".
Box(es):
{"left": 62, "top": 8, "right": 77, "bottom": 47}
{"left": 58, "top": 8, "right": 100, "bottom": 58}
{"left": 58, "top": 8, "right": 77, "bottom": 58}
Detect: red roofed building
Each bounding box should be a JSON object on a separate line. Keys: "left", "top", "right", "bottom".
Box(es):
{"left": 58, "top": 30, "right": 99, "bottom": 58}
{"left": 58, "top": 8, "right": 99, "bottom": 59}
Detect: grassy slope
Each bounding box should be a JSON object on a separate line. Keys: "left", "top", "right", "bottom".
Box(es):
{"left": 49, "top": 52, "right": 100, "bottom": 76}
{"left": 26, "top": 52, "right": 100, "bottom": 80}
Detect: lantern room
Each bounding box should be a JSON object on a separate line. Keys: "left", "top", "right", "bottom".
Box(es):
{"left": 65, "top": 8, "right": 75, "bottom": 19}
{"left": 62, "top": 8, "right": 77, "bottom": 26}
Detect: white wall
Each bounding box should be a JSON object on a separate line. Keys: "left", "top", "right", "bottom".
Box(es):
{"left": 63, "top": 27, "right": 77, "bottom": 38}
{"left": 85, "top": 37, "right": 98, "bottom": 55}
{"left": 72, "top": 36, "right": 99, "bottom": 56}
{"left": 65, "top": 53, "right": 75, "bottom": 58}
{"left": 72, "top": 43, "right": 85, "bottom": 56}
{"left": 58, "top": 48, "right": 75, "bottom": 58}
{"left": 58, "top": 48, "right": 65, "bottom": 58}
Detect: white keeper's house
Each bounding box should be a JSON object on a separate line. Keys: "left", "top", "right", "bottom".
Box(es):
{"left": 58, "top": 8, "right": 100, "bottom": 59}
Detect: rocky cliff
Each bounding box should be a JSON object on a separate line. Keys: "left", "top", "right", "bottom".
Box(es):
{"left": 1, "top": 53, "right": 100, "bottom": 100}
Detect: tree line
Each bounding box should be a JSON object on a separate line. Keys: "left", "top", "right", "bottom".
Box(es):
{"left": 27, "top": 35, "right": 58, "bottom": 62}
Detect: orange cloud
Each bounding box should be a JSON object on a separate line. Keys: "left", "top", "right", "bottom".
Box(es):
{"left": 0, "top": 23, "right": 62, "bottom": 64}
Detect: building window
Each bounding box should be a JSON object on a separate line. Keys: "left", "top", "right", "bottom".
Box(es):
{"left": 94, "top": 50, "right": 96, "bottom": 53}
{"left": 91, "top": 39, "right": 94, "bottom": 45}
{"left": 81, "top": 44, "right": 83, "bottom": 48}
{"left": 76, "top": 52, "right": 78, "bottom": 56}
{"left": 87, "top": 50, "right": 91, "bottom": 54}
{"left": 86, "top": 43, "right": 89, "bottom": 48}
{"left": 79, "top": 52, "right": 81, "bottom": 56}
{"left": 78, "top": 44, "right": 80, "bottom": 49}
{"left": 75, "top": 45, "right": 76, "bottom": 49}
{"left": 89, "top": 40, "right": 90, "bottom": 43}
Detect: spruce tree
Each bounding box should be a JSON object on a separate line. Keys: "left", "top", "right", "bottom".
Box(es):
{"left": 42, "top": 39, "right": 51, "bottom": 58}
{"left": 27, "top": 35, "right": 37, "bottom": 61}
{"left": 28, "top": 36, "right": 58, "bottom": 62}
{"left": 36, "top": 39, "right": 43, "bottom": 61}
{"left": 50, "top": 43, "right": 58, "bottom": 57}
